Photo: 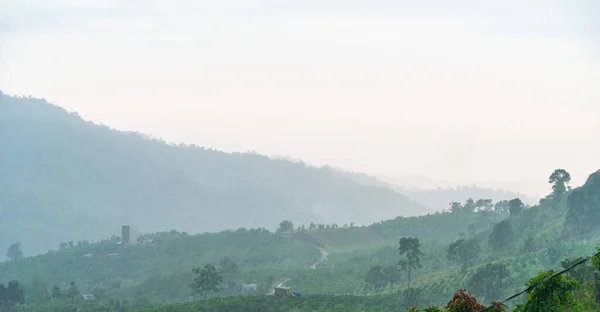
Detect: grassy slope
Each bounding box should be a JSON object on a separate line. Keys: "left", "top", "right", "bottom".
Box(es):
{"left": 290, "top": 181, "right": 600, "bottom": 307}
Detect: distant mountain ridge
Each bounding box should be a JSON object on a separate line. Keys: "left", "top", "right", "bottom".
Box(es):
{"left": 395, "top": 186, "right": 538, "bottom": 212}
{"left": 376, "top": 174, "right": 546, "bottom": 199}
{"left": 0, "top": 92, "right": 429, "bottom": 256}
{"left": 332, "top": 171, "right": 538, "bottom": 211}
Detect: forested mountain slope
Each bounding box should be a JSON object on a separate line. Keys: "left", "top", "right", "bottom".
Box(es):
{"left": 0, "top": 92, "right": 429, "bottom": 256}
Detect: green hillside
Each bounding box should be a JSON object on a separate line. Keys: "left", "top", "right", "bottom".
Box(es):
{"left": 2, "top": 168, "right": 599, "bottom": 311}
{"left": 2, "top": 93, "right": 600, "bottom": 311}
{"left": 0, "top": 228, "right": 323, "bottom": 302}
{"left": 0, "top": 92, "right": 430, "bottom": 256}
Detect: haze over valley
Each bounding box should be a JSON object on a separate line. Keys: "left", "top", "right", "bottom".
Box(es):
{"left": 0, "top": 92, "right": 551, "bottom": 257}
{"left": 0, "top": 1, "right": 599, "bottom": 311}
{"left": 2, "top": 1, "right": 599, "bottom": 195}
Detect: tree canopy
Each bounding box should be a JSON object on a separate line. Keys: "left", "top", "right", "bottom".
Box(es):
{"left": 398, "top": 237, "right": 424, "bottom": 289}
{"left": 549, "top": 169, "right": 571, "bottom": 201}
{"left": 566, "top": 170, "right": 600, "bottom": 232}
{"left": 276, "top": 220, "right": 294, "bottom": 233}
{"left": 6, "top": 243, "right": 23, "bottom": 260}
{"left": 190, "top": 264, "right": 223, "bottom": 300}
{"left": 447, "top": 238, "right": 481, "bottom": 270}
{"left": 508, "top": 198, "right": 524, "bottom": 217}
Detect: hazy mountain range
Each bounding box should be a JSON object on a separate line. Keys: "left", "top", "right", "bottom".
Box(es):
{"left": 0, "top": 91, "right": 537, "bottom": 256}
{"left": 376, "top": 174, "right": 545, "bottom": 200}
{"left": 332, "top": 170, "right": 538, "bottom": 211}
{"left": 0, "top": 92, "right": 429, "bottom": 256}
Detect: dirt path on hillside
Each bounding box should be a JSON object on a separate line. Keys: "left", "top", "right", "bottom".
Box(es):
{"left": 266, "top": 245, "right": 329, "bottom": 295}
{"left": 310, "top": 247, "right": 329, "bottom": 269}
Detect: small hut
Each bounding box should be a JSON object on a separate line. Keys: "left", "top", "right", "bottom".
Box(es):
{"left": 274, "top": 286, "right": 292, "bottom": 297}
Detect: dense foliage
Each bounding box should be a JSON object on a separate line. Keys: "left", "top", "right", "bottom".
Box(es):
{"left": 513, "top": 270, "right": 579, "bottom": 312}
{"left": 566, "top": 170, "right": 600, "bottom": 233}
{"left": 0, "top": 229, "right": 321, "bottom": 300}
{"left": 3, "top": 168, "right": 600, "bottom": 310}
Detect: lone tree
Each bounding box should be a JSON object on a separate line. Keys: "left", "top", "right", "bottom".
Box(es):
{"left": 276, "top": 220, "right": 294, "bottom": 233}
{"left": 549, "top": 169, "right": 571, "bottom": 201}
{"left": 398, "top": 237, "right": 424, "bottom": 289}
{"left": 508, "top": 198, "right": 524, "bottom": 217}
{"left": 190, "top": 264, "right": 222, "bottom": 300}
{"left": 6, "top": 243, "right": 23, "bottom": 260}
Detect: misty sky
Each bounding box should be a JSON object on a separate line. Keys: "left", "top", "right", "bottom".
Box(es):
{"left": 1, "top": 0, "right": 599, "bottom": 196}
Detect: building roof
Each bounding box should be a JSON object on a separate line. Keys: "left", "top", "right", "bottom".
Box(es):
{"left": 275, "top": 286, "right": 292, "bottom": 290}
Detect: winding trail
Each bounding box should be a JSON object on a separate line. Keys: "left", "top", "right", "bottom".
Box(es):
{"left": 310, "top": 247, "right": 329, "bottom": 269}
{"left": 266, "top": 245, "right": 329, "bottom": 295}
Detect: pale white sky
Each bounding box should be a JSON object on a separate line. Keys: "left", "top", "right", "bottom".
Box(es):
{"left": 1, "top": 0, "right": 599, "bottom": 196}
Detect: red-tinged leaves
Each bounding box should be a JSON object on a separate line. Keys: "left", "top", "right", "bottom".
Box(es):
{"left": 445, "top": 289, "right": 486, "bottom": 312}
